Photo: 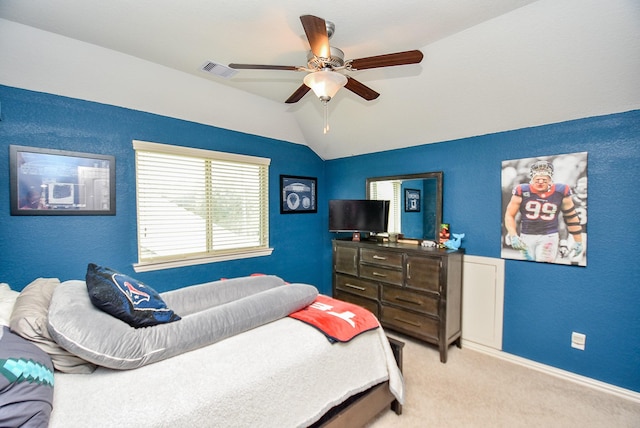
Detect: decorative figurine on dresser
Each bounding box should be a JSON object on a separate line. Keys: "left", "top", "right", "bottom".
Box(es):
{"left": 332, "top": 239, "right": 464, "bottom": 363}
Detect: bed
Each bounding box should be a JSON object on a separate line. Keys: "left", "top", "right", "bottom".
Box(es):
{"left": 0, "top": 274, "right": 404, "bottom": 427}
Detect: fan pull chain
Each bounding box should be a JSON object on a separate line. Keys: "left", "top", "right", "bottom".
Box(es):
{"left": 323, "top": 100, "right": 330, "bottom": 134}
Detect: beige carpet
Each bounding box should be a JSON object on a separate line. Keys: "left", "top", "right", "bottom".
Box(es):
{"left": 367, "top": 334, "right": 640, "bottom": 428}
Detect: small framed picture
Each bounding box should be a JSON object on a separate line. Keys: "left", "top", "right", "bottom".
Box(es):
{"left": 280, "top": 175, "right": 317, "bottom": 214}
{"left": 9, "top": 145, "right": 116, "bottom": 216}
{"left": 404, "top": 188, "right": 421, "bottom": 212}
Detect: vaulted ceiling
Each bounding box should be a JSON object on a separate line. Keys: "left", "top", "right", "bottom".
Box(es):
{"left": 1, "top": 0, "right": 638, "bottom": 159}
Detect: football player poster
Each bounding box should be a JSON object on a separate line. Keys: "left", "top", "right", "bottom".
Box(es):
{"left": 501, "top": 152, "right": 587, "bottom": 266}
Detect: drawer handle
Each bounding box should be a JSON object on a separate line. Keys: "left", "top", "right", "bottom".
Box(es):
{"left": 393, "top": 317, "right": 421, "bottom": 328}
{"left": 373, "top": 255, "right": 387, "bottom": 260}
{"left": 395, "top": 296, "right": 422, "bottom": 306}
{"left": 372, "top": 272, "right": 387, "bottom": 278}
{"left": 345, "top": 283, "right": 366, "bottom": 291}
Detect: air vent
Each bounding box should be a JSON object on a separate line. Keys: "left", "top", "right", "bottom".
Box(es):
{"left": 200, "top": 61, "right": 237, "bottom": 79}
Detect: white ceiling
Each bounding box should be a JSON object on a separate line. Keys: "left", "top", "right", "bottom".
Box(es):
{"left": 1, "top": 0, "right": 639, "bottom": 159}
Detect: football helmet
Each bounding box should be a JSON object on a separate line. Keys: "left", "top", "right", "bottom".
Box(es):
{"left": 529, "top": 160, "right": 554, "bottom": 179}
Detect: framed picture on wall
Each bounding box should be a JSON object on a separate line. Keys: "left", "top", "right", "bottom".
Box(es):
{"left": 9, "top": 145, "right": 116, "bottom": 216}
{"left": 501, "top": 151, "right": 587, "bottom": 266}
{"left": 280, "top": 175, "right": 317, "bottom": 214}
{"left": 404, "top": 188, "right": 421, "bottom": 212}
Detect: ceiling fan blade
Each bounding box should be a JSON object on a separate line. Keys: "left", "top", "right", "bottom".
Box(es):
{"left": 285, "top": 84, "right": 311, "bottom": 104}
{"left": 300, "top": 15, "right": 331, "bottom": 58}
{"left": 345, "top": 77, "right": 380, "bottom": 101}
{"left": 349, "top": 50, "right": 424, "bottom": 70}
{"left": 228, "top": 63, "right": 299, "bottom": 71}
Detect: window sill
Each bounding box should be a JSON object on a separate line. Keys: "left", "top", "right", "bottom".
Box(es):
{"left": 133, "top": 248, "right": 274, "bottom": 273}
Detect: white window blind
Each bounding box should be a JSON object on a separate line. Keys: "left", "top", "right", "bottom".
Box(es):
{"left": 133, "top": 141, "right": 271, "bottom": 271}
{"left": 369, "top": 180, "right": 401, "bottom": 233}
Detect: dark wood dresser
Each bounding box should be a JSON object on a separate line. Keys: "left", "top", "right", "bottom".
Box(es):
{"left": 332, "top": 239, "right": 464, "bottom": 363}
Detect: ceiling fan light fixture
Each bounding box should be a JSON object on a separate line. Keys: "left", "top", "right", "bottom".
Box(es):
{"left": 303, "top": 70, "right": 347, "bottom": 134}
{"left": 303, "top": 70, "right": 347, "bottom": 101}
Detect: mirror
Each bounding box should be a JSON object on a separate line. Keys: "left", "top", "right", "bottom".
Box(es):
{"left": 366, "top": 172, "right": 443, "bottom": 241}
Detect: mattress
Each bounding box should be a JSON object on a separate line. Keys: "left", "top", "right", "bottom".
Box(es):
{"left": 49, "top": 316, "right": 404, "bottom": 427}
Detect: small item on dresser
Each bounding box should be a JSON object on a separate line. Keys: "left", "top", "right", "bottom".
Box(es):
{"left": 397, "top": 238, "right": 420, "bottom": 245}
{"left": 439, "top": 223, "right": 450, "bottom": 245}
{"left": 444, "top": 233, "right": 465, "bottom": 250}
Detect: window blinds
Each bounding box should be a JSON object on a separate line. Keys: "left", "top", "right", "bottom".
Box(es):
{"left": 133, "top": 141, "right": 269, "bottom": 265}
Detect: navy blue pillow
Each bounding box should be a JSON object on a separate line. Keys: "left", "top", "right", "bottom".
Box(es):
{"left": 86, "top": 263, "right": 181, "bottom": 328}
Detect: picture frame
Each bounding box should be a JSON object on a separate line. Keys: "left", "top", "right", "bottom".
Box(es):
{"left": 501, "top": 151, "right": 588, "bottom": 267}
{"left": 404, "top": 188, "right": 421, "bottom": 212}
{"left": 280, "top": 175, "right": 317, "bottom": 214}
{"left": 9, "top": 145, "right": 116, "bottom": 216}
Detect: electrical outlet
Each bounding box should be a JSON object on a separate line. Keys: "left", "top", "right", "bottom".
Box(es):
{"left": 571, "top": 332, "right": 586, "bottom": 350}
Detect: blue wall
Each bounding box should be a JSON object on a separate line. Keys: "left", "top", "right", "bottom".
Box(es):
{"left": 2, "top": 85, "right": 639, "bottom": 394}
{"left": 0, "top": 86, "right": 328, "bottom": 293}
{"left": 325, "top": 110, "right": 640, "bottom": 393}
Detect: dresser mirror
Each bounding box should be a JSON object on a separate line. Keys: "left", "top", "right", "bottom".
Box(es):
{"left": 366, "top": 172, "right": 443, "bottom": 241}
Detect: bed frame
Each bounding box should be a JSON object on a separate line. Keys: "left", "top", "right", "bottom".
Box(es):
{"left": 314, "top": 336, "right": 404, "bottom": 427}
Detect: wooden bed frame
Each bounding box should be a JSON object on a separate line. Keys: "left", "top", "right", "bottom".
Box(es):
{"left": 313, "top": 337, "right": 404, "bottom": 427}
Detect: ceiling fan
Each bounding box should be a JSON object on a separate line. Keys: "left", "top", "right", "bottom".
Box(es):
{"left": 228, "top": 15, "right": 424, "bottom": 132}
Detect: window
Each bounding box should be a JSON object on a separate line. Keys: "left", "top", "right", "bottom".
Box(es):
{"left": 369, "top": 180, "right": 401, "bottom": 234}
{"left": 133, "top": 141, "right": 271, "bottom": 272}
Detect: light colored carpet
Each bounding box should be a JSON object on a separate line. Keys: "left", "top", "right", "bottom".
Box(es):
{"left": 368, "top": 334, "right": 640, "bottom": 428}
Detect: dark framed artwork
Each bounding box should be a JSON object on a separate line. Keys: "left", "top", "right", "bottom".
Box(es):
{"left": 9, "top": 145, "right": 116, "bottom": 216}
{"left": 280, "top": 175, "right": 317, "bottom": 214}
{"left": 501, "top": 151, "right": 587, "bottom": 266}
{"left": 404, "top": 188, "right": 421, "bottom": 212}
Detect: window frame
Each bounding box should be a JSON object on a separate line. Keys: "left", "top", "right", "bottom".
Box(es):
{"left": 132, "top": 140, "right": 272, "bottom": 273}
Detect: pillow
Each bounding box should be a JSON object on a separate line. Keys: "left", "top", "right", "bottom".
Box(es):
{"left": 0, "top": 326, "right": 54, "bottom": 427}
{"left": 48, "top": 276, "right": 318, "bottom": 370}
{"left": 85, "top": 263, "right": 181, "bottom": 328}
{"left": 9, "top": 278, "right": 96, "bottom": 374}
{"left": 0, "top": 283, "right": 19, "bottom": 327}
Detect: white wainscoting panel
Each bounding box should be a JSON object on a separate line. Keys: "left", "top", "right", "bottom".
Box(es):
{"left": 461, "top": 255, "right": 504, "bottom": 350}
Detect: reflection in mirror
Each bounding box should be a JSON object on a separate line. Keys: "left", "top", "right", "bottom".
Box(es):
{"left": 366, "top": 172, "right": 443, "bottom": 241}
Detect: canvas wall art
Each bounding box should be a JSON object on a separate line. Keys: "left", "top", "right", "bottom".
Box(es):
{"left": 501, "top": 152, "right": 587, "bottom": 266}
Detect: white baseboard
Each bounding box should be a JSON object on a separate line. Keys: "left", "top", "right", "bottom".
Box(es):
{"left": 462, "top": 339, "right": 640, "bottom": 404}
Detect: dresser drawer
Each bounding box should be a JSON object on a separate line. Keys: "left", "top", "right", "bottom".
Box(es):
{"left": 335, "top": 290, "right": 379, "bottom": 317}
{"left": 406, "top": 255, "right": 441, "bottom": 293}
{"left": 335, "top": 274, "right": 379, "bottom": 300}
{"left": 381, "top": 306, "right": 438, "bottom": 342}
{"left": 360, "top": 248, "right": 403, "bottom": 268}
{"left": 359, "top": 264, "right": 403, "bottom": 286}
{"left": 334, "top": 245, "right": 359, "bottom": 276}
{"left": 382, "top": 287, "right": 438, "bottom": 316}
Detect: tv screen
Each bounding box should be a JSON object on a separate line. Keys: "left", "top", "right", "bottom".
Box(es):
{"left": 329, "top": 199, "right": 390, "bottom": 233}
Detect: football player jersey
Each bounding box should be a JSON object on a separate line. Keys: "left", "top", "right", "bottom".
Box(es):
{"left": 512, "top": 183, "right": 572, "bottom": 235}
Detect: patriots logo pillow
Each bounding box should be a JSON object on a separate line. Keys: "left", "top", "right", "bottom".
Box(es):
{"left": 86, "top": 263, "right": 181, "bottom": 328}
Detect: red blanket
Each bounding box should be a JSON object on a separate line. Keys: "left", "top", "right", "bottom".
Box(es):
{"left": 289, "top": 295, "right": 380, "bottom": 343}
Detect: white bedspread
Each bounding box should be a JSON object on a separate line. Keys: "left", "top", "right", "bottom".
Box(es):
{"left": 50, "top": 317, "right": 404, "bottom": 427}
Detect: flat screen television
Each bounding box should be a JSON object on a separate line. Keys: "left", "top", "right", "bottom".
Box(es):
{"left": 329, "top": 199, "right": 390, "bottom": 239}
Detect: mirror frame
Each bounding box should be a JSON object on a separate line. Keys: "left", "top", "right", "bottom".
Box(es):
{"left": 366, "top": 171, "right": 443, "bottom": 241}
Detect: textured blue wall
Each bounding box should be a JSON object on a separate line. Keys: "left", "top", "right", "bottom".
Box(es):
{"left": 326, "top": 110, "right": 640, "bottom": 393}
{"left": 2, "top": 85, "right": 639, "bottom": 394}
{"left": 0, "top": 86, "right": 328, "bottom": 293}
